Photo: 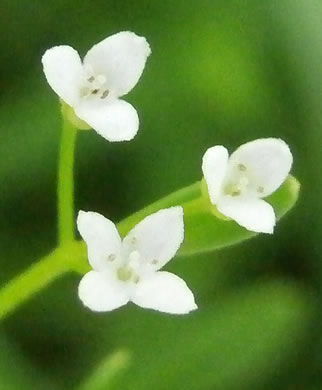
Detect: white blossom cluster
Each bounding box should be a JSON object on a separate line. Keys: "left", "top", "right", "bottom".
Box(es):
{"left": 42, "top": 32, "right": 293, "bottom": 314}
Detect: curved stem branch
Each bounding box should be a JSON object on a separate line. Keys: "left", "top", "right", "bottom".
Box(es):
{"left": 117, "top": 181, "right": 201, "bottom": 236}
{"left": 0, "top": 181, "right": 204, "bottom": 320}
{"left": 0, "top": 248, "right": 69, "bottom": 320}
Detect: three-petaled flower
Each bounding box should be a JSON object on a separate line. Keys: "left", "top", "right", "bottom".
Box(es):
{"left": 42, "top": 31, "right": 151, "bottom": 142}
{"left": 77, "top": 207, "right": 197, "bottom": 314}
{"left": 202, "top": 138, "right": 293, "bottom": 234}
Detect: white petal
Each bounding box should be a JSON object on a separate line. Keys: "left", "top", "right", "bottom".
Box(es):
{"left": 122, "top": 207, "right": 184, "bottom": 272}
{"left": 131, "top": 271, "right": 197, "bottom": 314}
{"left": 217, "top": 197, "right": 276, "bottom": 234}
{"left": 229, "top": 138, "right": 293, "bottom": 197}
{"left": 202, "top": 146, "right": 229, "bottom": 204}
{"left": 84, "top": 31, "right": 151, "bottom": 97}
{"left": 42, "top": 45, "right": 83, "bottom": 107}
{"left": 75, "top": 98, "right": 139, "bottom": 142}
{"left": 77, "top": 211, "right": 122, "bottom": 271}
{"left": 78, "top": 271, "right": 129, "bottom": 312}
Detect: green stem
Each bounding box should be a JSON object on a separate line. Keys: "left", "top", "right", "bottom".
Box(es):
{"left": 0, "top": 106, "right": 80, "bottom": 320}
{"left": 0, "top": 241, "right": 89, "bottom": 321}
{"left": 58, "top": 110, "right": 77, "bottom": 245}
{"left": 0, "top": 248, "right": 69, "bottom": 320}
{"left": 117, "top": 181, "right": 201, "bottom": 236}
{"left": 0, "top": 181, "right": 204, "bottom": 320}
{"left": 182, "top": 196, "right": 209, "bottom": 215}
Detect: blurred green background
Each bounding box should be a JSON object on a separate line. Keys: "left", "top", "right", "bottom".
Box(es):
{"left": 1, "top": 0, "right": 322, "bottom": 389}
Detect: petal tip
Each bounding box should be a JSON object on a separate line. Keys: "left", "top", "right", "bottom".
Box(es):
{"left": 168, "top": 206, "right": 185, "bottom": 239}
{"left": 75, "top": 99, "right": 139, "bottom": 143}
{"left": 77, "top": 209, "right": 88, "bottom": 223}
{"left": 267, "top": 223, "right": 275, "bottom": 234}
{"left": 278, "top": 138, "right": 293, "bottom": 166}
{"left": 78, "top": 271, "right": 129, "bottom": 312}
{"left": 76, "top": 210, "right": 103, "bottom": 237}
{"left": 254, "top": 220, "right": 275, "bottom": 234}
{"left": 41, "top": 46, "right": 57, "bottom": 64}
{"left": 121, "top": 30, "right": 152, "bottom": 57}
{"left": 264, "top": 226, "right": 274, "bottom": 234}
{"left": 202, "top": 145, "right": 228, "bottom": 164}
{"left": 202, "top": 145, "right": 229, "bottom": 205}
{"left": 176, "top": 299, "right": 198, "bottom": 315}
{"left": 41, "top": 45, "right": 82, "bottom": 107}
{"left": 171, "top": 205, "right": 184, "bottom": 218}
{"left": 41, "top": 45, "right": 77, "bottom": 65}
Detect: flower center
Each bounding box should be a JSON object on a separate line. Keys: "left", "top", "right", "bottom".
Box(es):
{"left": 81, "top": 66, "right": 109, "bottom": 99}
{"left": 116, "top": 249, "right": 141, "bottom": 284}
{"left": 224, "top": 163, "right": 250, "bottom": 197}
{"left": 224, "top": 163, "right": 265, "bottom": 197}
{"left": 117, "top": 266, "right": 133, "bottom": 282}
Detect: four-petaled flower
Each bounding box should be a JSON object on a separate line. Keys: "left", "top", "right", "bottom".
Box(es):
{"left": 77, "top": 207, "right": 197, "bottom": 314}
{"left": 202, "top": 138, "right": 293, "bottom": 234}
{"left": 41, "top": 29, "right": 296, "bottom": 314}
{"left": 42, "top": 31, "right": 151, "bottom": 142}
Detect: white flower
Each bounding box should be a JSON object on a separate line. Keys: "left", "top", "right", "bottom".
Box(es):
{"left": 42, "top": 31, "right": 151, "bottom": 142}
{"left": 202, "top": 138, "right": 293, "bottom": 234}
{"left": 77, "top": 207, "right": 197, "bottom": 314}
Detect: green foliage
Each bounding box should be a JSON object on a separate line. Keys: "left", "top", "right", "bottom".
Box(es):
{"left": 0, "top": 335, "right": 48, "bottom": 390}
{"left": 0, "top": 0, "right": 321, "bottom": 389}
{"left": 117, "top": 281, "right": 311, "bottom": 390}
{"left": 78, "top": 350, "right": 131, "bottom": 390}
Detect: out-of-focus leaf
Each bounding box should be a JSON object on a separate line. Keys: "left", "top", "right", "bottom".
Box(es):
{"left": 0, "top": 334, "right": 51, "bottom": 390}
{"left": 78, "top": 349, "right": 131, "bottom": 390}
{"left": 117, "top": 281, "right": 311, "bottom": 390}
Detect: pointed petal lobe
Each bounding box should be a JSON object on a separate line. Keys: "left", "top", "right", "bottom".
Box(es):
{"left": 229, "top": 138, "right": 293, "bottom": 197}
{"left": 75, "top": 98, "right": 139, "bottom": 142}
{"left": 84, "top": 31, "right": 151, "bottom": 97}
{"left": 78, "top": 271, "right": 129, "bottom": 312}
{"left": 218, "top": 197, "right": 276, "bottom": 234}
{"left": 77, "top": 211, "right": 122, "bottom": 271}
{"left": 202, "top": 146, "right": 229, "bottom": 204}
{"left": 42, "top": 45, "right": 83, "bottom": 107}
{"left": 131, "top": 271, "right": 197, "bottom": 314}
{"left": 123, "top": 207, "right": 184, "bottom": 271}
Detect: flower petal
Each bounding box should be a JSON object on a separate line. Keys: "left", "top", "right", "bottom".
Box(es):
{"left": 84, "top": 31, "right": 151, "bottom": 97}
{"left": 42, "top": 45, "right": 83, "bottom": 107}
{"left": 77, "top": 211, "right": 122, "bottom": 271}
{"left": 217, "top": 197, "right": 276, "bottom": 233}
{"left": 78, "top": 271, "right": 129, "bottom": 312}
{"left": 75, "top": 98, "right": 139, "bottom": 142}
{"left": 122, "top": 207, "right": 184, "bottom": 272}
{"left": 131, "top": 271, "right": 197, "bottom": 314}
{"left": 202, "top": 146, "right": 229, "bottom": 204}
{"left": 229, "top": 138, "right": 293, "bottom": 197}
